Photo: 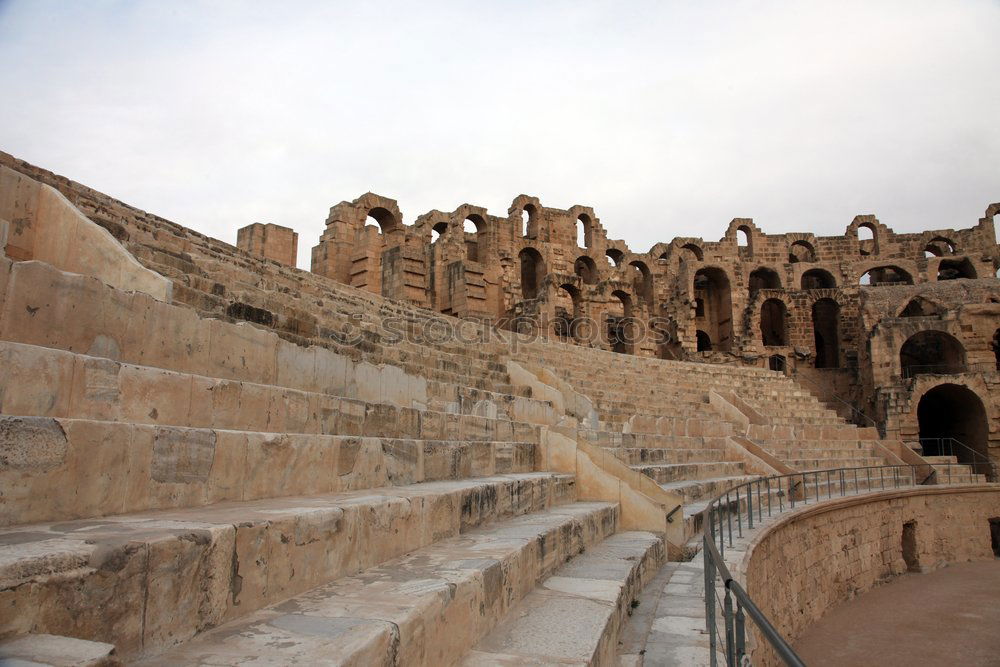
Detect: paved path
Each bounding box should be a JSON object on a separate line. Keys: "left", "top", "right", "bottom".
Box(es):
{"left": 794, "top": 560, "right": 1000, "bottom": 666}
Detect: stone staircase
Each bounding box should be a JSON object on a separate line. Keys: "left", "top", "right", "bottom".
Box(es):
{"left": 0, "top": 253, "right": 665, "bottom": 663}
{"left": 509, "top": 339, "right": 912, "bottom": 535}
{"left": 1, "top": 157, "right": 978, "bottom": 665}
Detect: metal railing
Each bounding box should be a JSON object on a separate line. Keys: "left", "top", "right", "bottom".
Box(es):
{"left": 702, "top": 463, "right": 975, "bottom": 666}
{"left": 901, "top": 363, "right": 966, "bottom": 379}
{"left": 919, "top": 436, "right": 998, "bottom": 481}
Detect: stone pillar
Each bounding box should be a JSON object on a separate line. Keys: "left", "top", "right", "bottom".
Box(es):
{"left": 237, "top": 223, "right": 299, "bottom": 267}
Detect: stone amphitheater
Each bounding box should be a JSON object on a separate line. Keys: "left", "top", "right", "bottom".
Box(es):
{"left": 0, "top": 150, "right": 998, "bottom": 665}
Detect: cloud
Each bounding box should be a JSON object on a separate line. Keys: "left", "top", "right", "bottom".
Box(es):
{"left": 1, "top": 0, "right": 998, "bottom": 267}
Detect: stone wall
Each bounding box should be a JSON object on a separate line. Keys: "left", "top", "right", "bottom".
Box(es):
{"left": 740, "top": 487, "right": 1000, "bottom": 665}
{"left": 237, "top": 222, "right": 298, "bottom": 267}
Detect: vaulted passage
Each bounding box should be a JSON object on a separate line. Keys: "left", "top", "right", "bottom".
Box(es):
{"left": 812, "top": 298, "right": 839, "bottom": 368}
{"left": 760, "top": 298, "right": 787, "bottom": 346}
{"left": 917, "top": 384, "right": 990, "bottom": 474}
{"left": 693, "top": 268, "right": 732, "bottom": 352}
{"left": 519, "top": 247, "right": 545, "bottom": 299}
{"left": 608, "top": 290, "right": 634, "bottom": 354}
{"left": 900, "top": 330, "right": 965, "bottom": 378}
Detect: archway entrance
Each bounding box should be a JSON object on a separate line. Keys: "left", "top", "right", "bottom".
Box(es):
{"left": 760, "top": 299, "right": 787, "bottom": 346}
{"left": 693, "top": 268, "right": 732, "bottom": 352}
{"left": 812, "top": 298, "right": 839, "bottom": 368}
{"left": 900, "top": 330, "right": 965, "bottom": 378}
{"left": 917, "top": 384, "right": 991, "bottom": 477}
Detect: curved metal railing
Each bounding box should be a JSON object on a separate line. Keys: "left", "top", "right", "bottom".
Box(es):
{"left": 702, "top": 462, "right": 978, "bottom": 666}
{"left": 920, "top": 436, "right": 998, "bottom": 481}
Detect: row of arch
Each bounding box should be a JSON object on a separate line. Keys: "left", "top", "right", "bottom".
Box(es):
{"left": 694, "top": 296, "right": 840, "bottom": 368}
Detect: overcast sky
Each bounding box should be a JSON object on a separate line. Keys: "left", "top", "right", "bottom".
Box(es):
{"left": 1, "top": 0, "right": 998, "bottom": 268}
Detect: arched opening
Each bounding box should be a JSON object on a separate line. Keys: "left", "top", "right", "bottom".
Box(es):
{"left": 577, "top": 214, "right": 591, "bottom": 248}
{"left": 696, "top": 330, "right": 712, "bottom": 352}
{"left": 737, "top": 226, "right": 753, "bottom": 258}
{"left": 605, "top": 248, "right": 624, "bottom": 267}
{"left": 900, "top": 330, "right": 966, "bottom": 378}
{"left": 993, "top": 329, "right": 1000, "bottom": 370}
{"left": 693, "top": 267, "right": 732, "bottom": 352}
{"left": 554, "top": 284, "right": 582, "bottom": 340}
{"left": 801, "top": 268, "right": 836, "bottom": 290}
{"left": 681, "top": 243, "right": 703, "bottom": 262}
{"left": 366, "top": 207, "right": 400, "bottom": 239}
{"left": 607, "top": 290, "right": 634, "bottom": 354}
{"left": 522, "top": 204, "right": 537, "bottom": 239}
{"left": 917, "top": 384, "right": 991, "bottom": 477}
{"left": 857, "top": 223, "right": 877, "bottom": 256}
{"left": 629, "top": 260, "right": 653, "bottom": 305}
{"left": 574, "top": 255, "right": 598, "bottom": 285}
{"left": 760, "top": 298, "right": 787, "bottom": 346}
{"left": 768, "top": 354, "right": 786, "bottom": 373}
{"left": 924, "top": 237, "right": 956, "bottom": 257}
{"left": 431, "top": 221, "right": 448, "bottom": 244}
{"left": 937, "top": 258, "right": 976, "bottom": 281}
{"left": 518, "top": 247, "right": 545, "bottom": 299}
{"left": 859, "top": 266, "right": 913, "bottom": 286}
{"left": 463, "top": 215, "right": 485, "bottom": 262}
{"left": 788, "top": 241, "right": 815, "bottom": 263}
{"left": 812, "top": 298, "right": 839, "bottom": 368}
{"left": 900, "top": 296, "right": 942, "bottom": 318}
{"left": 748, "top": 267, "right": 781, "bottom": 295}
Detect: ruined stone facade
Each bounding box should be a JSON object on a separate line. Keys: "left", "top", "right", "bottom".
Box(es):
{"left": 309, "top": 190, "right": 1000, "bottom": 464}
{"left": 236, "top": 222, "right": 298, "bottom": 267}
{"left": 0, "top": 150, "right": 997, "bottom": 664}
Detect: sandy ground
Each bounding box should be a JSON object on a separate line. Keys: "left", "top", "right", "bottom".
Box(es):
{"left": 793, "top": 560, "right": 1000, "bottom": 666}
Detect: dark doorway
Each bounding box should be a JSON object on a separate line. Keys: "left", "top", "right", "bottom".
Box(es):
{"left": 902, "top": 521, "right": 920, "bottom": 572}
{"left": 917, "top": 384, "right": 990, "bottom": 476}
{"left": 812, "top": 298, "right": 839, "bottom": 368}
{"left": 696, "top": 330, "right": 712, "bottom": 352}
{"left": 519, "top": 247, "right": 545, "bottom": 299}
{"left": 760, "top": 299, "right": 787, "bottom": 346}
{"left": 990, "top": 518, "right": 1000, "bottom": 558}
{"left": 693, "top": 268, "right": 732, "bottom": 351}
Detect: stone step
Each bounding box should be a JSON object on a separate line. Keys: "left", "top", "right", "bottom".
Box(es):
{"left": 1, "top": 473, "right": 577, "bottom": 659}
{"left": 632, "top": 461, "right": 748, "bottom": 485}
{"left": 612, "top": 447, "right": 730, "bottom": 465}
{"left": 783, "top": 456, "right": 886, "bottom": 471}
{"left": 135, "top": 501, "right": 619, "bottom": 665}
{"left": 0, "top": 634, "right": 119, "bottom": 667}
{"left": 660, "top": 475, "right": 760, "bottom": 505}
{"left": 0, "top": 414, "right": 543, "bottom": 525}
{"left": 0, "top": 340, "right": 546, "bottom": 444}
{"left": 584, "top": 431, "right": 729, "bottom": 450}
{"left": 0, "top": 260, "right": 541, "bottom": 421}
{"left": 463, "top": 531, "right": 665, "bottom": 665}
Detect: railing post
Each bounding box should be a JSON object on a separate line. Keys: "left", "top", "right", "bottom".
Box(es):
{"left": 736, "top": 489, "right": 743, "bottom": 538}
{"left": 718, "top": 503, "right": 725, "bottom": 557}
{"left": 724, "top": 586, "right": 736, "bottom": 666}
{"left": 747, "top": 484, "right": 754, "bottom": 530}
{"left": 727, "top": 493, "right": 733, "bottom": 548}
{"left": 704, "top": 535, "right": 717, "bottom": 667}
{"left": 757, "top": 480, "right": 763, "bottom": 523}
{"left": 766, "top": 477, "right": 772, "bottom": 516}
{"left": 735, "top": 598, "right": 747, "bottom": 663}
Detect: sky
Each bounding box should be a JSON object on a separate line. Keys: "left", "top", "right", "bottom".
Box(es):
{"left": 1, "top": 0, "right": 998, "bottom": 268}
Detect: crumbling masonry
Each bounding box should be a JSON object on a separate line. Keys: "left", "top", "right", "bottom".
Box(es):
{"left": 0, "top": 149, "right": 997, "bottom": 665}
